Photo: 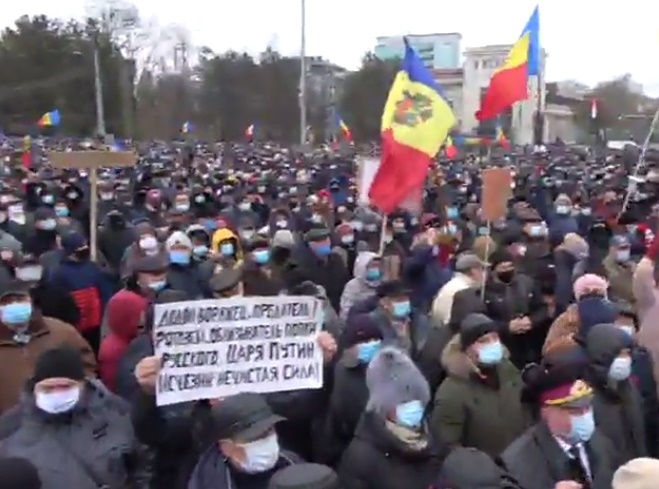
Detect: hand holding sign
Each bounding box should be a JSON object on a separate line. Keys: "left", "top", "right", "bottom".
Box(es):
{"left": 318, "top": 331, "right": 337, "bottom": 362}
{"left": 135, "top": 355, "right": 161, "bottom": 394}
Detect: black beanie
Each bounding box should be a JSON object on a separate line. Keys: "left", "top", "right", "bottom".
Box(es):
{"left": 0, "top": 457, "right": 41, "bottom": 489}
{"left": 459, "top": 313, "right": 498, "bottom": 351}
{"left": 33, "top": 347, "right": 85, "bottom": 384}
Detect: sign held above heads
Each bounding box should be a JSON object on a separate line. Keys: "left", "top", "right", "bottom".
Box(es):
{"left": 48, "top": 150, "right": 137, "bottom": 169}
{"left": 480, "top": 167, "right": 513, "bottom": 222}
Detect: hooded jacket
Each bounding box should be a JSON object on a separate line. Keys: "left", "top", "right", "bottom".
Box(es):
{"left": 339, "top": 251, "right": 379, "bottom": 320}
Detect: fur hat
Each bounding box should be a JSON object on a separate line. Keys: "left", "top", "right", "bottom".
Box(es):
{"left": 366, "top": 346, "right": 430, "bottom": 415}
{"left": 613, "top": 458, "right": 659, "bottom": 489}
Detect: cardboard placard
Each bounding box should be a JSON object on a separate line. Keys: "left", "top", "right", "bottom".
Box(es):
{"left": 480, "top": 168, "right": 512, "bottom": 222}
{"left": 48, "top": 150, "right": 137, "bottom": 169}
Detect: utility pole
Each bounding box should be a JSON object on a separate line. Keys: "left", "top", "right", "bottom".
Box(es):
{"left": 93, "top": 34, "right": 106, "bottom": 136}
{"left": 299, "top": 0, "right": 307, "bottom": 145}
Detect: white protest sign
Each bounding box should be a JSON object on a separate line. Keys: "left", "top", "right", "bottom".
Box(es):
{"left": 153, "top": 295, "right": 324, "bottom": 406}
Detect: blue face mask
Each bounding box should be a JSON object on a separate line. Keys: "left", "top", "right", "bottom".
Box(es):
{"left": 42, "top": 195, "right": 54, "bottom": 204}
{"left": 55, "top": 207, "right": 69, "bottom": 217}
{"left": 395, "top": 400, "right": 424, "bottom": 428}
{"left": 312, "top": 243, "right": 332, "bottom": 256}
{"left": 204, "top": 220, "right": 218, "bottom": 232}
{"left": 39, "top": 219, "right": 57, "bottom": 231}
{"left": 569, "top": 410, "right": 595, "bottom": 443}
{"left": 253, "top": 249, "right": 270, "bottom": 264}
{"left": 446, "top": 207, "right": 459, "bottom": 219}
{"left": 447, "top": 223, "right": 458, "bottom": 235}
{"left": 148, "top": 280, "right": 166, "bottom": 292}
{"left": 477, "top": 341, "right": 503, "bottom": 365}
{"left": 357, "top": 340, "right": 381, "bottom": 363}
{"left": 478, "top": 226, "right": 488, "bottom": 236}
{"left": 220, "top": 243, "right": 235, "bottom": 256}
{"left": 1, "top": 302, "right": 32, "bottom": 325}
{"left": 556, "top": 205, "right": 571, "bottom": 215}
{"left": 392, "top": 300, "right": 411, "bottom": 319}
{"left": 609, "top": 356, "right": 632, "bottom": 381}
{"left": 169, "top": 251, "right": 190, "bottom": 265}
{"left": 193, "top": 245, "right": 209, "bottom": 257}
{"left": 365, "top": 268, "right": 381, "bottom": 282}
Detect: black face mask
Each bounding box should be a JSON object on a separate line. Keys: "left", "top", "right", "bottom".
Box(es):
{"left": 497, "top": 270, "right": 515, "bottom": 283}
{"left": 74, "top": 248, "right": 91, "bottom": 261}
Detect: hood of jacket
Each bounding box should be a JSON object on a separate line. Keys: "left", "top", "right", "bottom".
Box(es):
{"left": 106, "top": 290, "right": 148, "bottom": 340}
{"left": 353, "top": 251, "right": 379, "bottom": 283}
{"left": 585, "top": 324, "right": 633, "bottom": 383}
{"left": 211, "top": 228, "right": 243, "bottom": 259}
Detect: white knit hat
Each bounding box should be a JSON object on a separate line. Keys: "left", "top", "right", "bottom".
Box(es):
{"left": 165, "top": 231, "right": 192, "bottom": 251}
{"left": 613, "top": 458, "right": 659, "bottom": 489}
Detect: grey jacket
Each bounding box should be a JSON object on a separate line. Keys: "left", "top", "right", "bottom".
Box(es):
{"left": 0, "top": 380, "right": 150, "bottom": 489}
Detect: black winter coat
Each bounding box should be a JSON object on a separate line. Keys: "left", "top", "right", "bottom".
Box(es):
{"left": 338, "top": 412, "right": 446, "bottom": 489}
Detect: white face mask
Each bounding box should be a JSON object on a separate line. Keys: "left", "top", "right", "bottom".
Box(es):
{"left": 235, "top": 433, "right": 280, "bottom": 474}
{"left": 35, "top": 386, "right": 81, "bottom": 414}
{"left": 139, "top": 236, "right": 158, "bottom": 251}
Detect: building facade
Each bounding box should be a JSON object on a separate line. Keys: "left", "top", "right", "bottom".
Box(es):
{"left": 374, "top": 33, "right": 462, "bottom": 70}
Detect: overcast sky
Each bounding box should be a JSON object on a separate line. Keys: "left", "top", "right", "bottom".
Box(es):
{"left": 5, "top": 0, "right": 659, "bottom": 94}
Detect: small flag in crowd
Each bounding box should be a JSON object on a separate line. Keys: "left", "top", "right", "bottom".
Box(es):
{"left": 369, "top": 38, "right": 457, "bottom": 214}
{"left": 181, "top": 121, "right": 193, "bottom": 134}
{"left": 496, "top": 125, "right": 511, "bottom": 148}
{"left": 590, "top": 99, "right": 598, "bottom": 120}
{"left": 37, "top": 109, "right": 61, "bottom": 127}
{"left": 445, "top": 136, "right": 458, "bottom": 158}
{"left": 336, "top": 115, "right": 353, "bottom": 142}
{"left": 245, "top": 124, "right": 255, "bottom": 140}
{"left": 477, "top": 6, "right": 540, "bottom": 121}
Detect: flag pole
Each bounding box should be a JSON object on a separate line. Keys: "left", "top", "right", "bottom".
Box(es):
{"left": 533, "top": 58, "right": 543, "bottom": 145}
{"left": 299, "top": 0, "right": 307, "bottom": 145}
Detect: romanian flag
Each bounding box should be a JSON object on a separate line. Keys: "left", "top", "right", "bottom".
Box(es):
{"left": 181, "top": 121, "right": 193, "bottom": 134}
{"left": 496, "top": 126, "right": 511, "bottom": 148}
{"left": 369, "top": 39, "right": 456, "bottom": 214}
{"left": 337, "top": 115, "right": 353, "bottom": 141}
{"left": 476, "top": 6, "right": 540, "bottom": 121}
{"left": 245, "top": 123, "right": 255, "bottom": 140}
{"left": 445, "top": 136, "right": 458, "bottom": 158}
{"left": 37, "top": 109, "right": 61, "bottom": 127}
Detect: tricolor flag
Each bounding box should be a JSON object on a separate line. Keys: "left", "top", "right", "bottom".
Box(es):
{"left": 496, "top": 125, "right": 511, "bottom": 149}
{"left": 445, "top": 136, "right": 458, "bottom": 158}
{"left": 476, "top": 6, "right": 540, "bottom": 121}
{"left": 336, "top": 115, "right": 353, "bottom": 142}
{"left": 368, "top": 38, "right": 456, "bottom": 213}
{"left": 37, "top": 110, "right": 61, "bottom": 127}
{"left": 245, "top": 123, "right": 255, "bottom": 140}
{"left": 590, "top": 99, "right": 598, "bottom": 120}
{"left": 181, "top": 121, "right": 193, "bottom": 134}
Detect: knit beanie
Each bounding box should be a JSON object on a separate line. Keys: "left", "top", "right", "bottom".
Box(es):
{"left": 33, "top": 347, "right": 85, "bottom": 384}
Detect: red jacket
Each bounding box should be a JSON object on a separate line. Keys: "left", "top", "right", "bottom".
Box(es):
{"left": 99, "top": 290, "right": 147, "bottom": 391}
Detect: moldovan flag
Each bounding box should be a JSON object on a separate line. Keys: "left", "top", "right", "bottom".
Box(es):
{"left": 337, "top": 115, "right": 353, "bottom": 141}
{"left": 245, "top": 124, "right": 255, "bottom": 139}
{"left": 445, "top": 136, "right": 458, "bottom": 158}
{"left": 369, "top": 39, "right": 456, "bottom": 213}
{"left": 181, "top": 121, "right": 193, "bottom": 134}
{"left": 496, "top": 126, "right": 511, "bottom": 148}
{"left": 476, "top": 6, "right": 540, "bottom": 121}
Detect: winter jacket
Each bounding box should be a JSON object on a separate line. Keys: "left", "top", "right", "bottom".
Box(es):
{"left": 99, "top": 290, "right": 148, "bottom": 392}
{"left": 0, "top": 314, "right": 96, "bottom": 414}
{"left": 0, "top": 380, "right": 150, "bottom": 489}
{"left": 338, "top": 411, "right": 446, "bottom": 489}
{"left": 339, "top": 251, "right": 379, "bottom": 320}
{"left": 430, "top": 335, "right": 530, "bottom": 457}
